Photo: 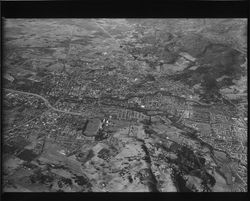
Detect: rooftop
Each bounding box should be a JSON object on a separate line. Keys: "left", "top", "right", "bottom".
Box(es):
{"left": 84, "top": 118, "right": 102, "bottom": 136}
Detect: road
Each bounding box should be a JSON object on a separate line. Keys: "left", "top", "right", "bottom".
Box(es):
{"left": 5, "top": 112, "right": 46, "bottom": 133}
{"left": 4, "top": 87, "right": 214, "bottom": 118}
{"left": 92, "top": 19, "right": 122, "bottom": 49}
{"left": 4, "top": 88, "right": 86, "bottom": 117}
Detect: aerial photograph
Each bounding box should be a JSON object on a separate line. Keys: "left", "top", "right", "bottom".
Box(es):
{"left": 2, "top": 19, "right": 247, "bottom": 192}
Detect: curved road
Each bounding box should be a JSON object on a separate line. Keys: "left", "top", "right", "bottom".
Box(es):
{"left": 4, "top": 88, "right": 86, "bottom": 117}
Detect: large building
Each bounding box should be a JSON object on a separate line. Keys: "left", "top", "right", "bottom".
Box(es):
{"left": 84, "top": 118, "right": 103, "bottom": 137}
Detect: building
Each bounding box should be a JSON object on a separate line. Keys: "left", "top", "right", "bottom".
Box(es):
{"left": 84, "top": 118, "right": 103, "bottom": 137}
{"left": 179, "top": 52, "right": 196, "bottom": 62}
{"left": 27, "top": 75, "right": 42, "bottom": 82}
{"left": 4, "top": 73, "right": 15, "bottom": 82}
